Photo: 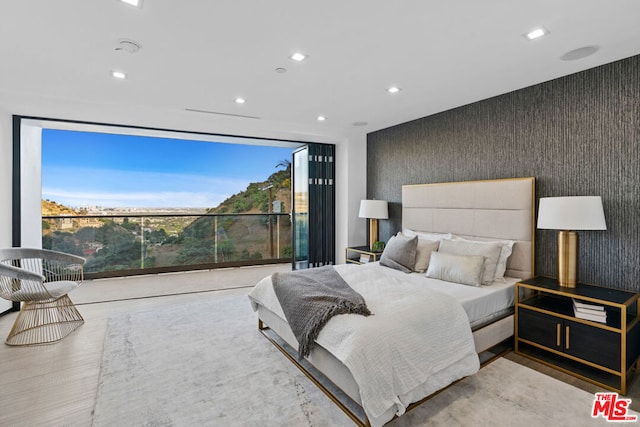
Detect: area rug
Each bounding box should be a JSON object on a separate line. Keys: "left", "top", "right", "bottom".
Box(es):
{"left": 93, "top": 295, "right": 628, "bottom": 426}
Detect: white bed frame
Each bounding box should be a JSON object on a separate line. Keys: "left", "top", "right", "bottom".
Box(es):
{"left": 258, "top": 177, "right": 535, "bottom": 426}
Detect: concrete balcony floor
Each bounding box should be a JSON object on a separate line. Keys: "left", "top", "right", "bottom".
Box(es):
{"left": 74, "top": 263, "right": 291, "bottom": 304}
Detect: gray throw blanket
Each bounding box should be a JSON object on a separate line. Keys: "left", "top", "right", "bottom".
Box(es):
{"left": 272, "top": 266, "right": 372, "bottom": 360}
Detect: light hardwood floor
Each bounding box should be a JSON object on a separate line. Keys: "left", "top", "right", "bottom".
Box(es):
{"left": 0, "top": 264, "right": 289, "bottom": 427}
{"left": 1, "top": 264, "right": 639, "bottom": 425}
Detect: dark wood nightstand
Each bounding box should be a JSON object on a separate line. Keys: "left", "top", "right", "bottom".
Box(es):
{"left": 345, "top": 246, "right": 382, "bottom": 265}
{"left": 515, "top": 276, "right": 640, "bottom": 394}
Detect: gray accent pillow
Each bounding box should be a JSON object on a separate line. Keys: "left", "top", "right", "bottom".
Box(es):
{"left": 397, "top": 232, "right": 440, "bottom": 272}
{"left": 414, "top": 239, "right": 440, "bottom": 273}
{"left": 425, "top": 252, "right": 486, "bottom": 287}
{"left": 380, "top": 234, "right": 418, "bottom": 273}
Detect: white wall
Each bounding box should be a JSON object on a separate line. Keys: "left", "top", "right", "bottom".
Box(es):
{"left": 20, "top": 123, "right": 43, "bottom": 248}
{"left": 0, "top": 110, "right": 11, "bottom": 249}
{"left": 335, "top": 131, "right": 367, "bottom": 262}
{"left": 0, "top": 110, "right": 14, "bottom": 312}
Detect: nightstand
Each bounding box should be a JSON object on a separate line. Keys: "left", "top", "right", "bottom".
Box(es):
{"left": 345, "top": 246, "right": 382, "bottom": 265}
{"left": 515, "top": 276, "right": 640, "bottom": 394}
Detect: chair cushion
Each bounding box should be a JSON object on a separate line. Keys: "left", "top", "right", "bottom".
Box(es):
{"left": 43, "top": 281, "right": 80, "bottom": 298}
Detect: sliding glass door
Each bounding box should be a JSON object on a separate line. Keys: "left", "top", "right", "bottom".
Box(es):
{"left": 292, "top": 147, "right": 309, "bottom": 269}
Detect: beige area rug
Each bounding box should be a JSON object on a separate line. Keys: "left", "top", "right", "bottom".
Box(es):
{"left": 93, "top": 295, "right": 635, "bottom": 426}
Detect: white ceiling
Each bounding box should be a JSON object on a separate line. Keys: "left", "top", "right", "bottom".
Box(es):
{"left": 1, "top": 1, "right": 640, "bottom": 139}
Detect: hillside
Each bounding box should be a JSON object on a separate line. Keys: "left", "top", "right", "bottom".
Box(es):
{"left": 209, "top": 164, "right": 291, "bottom": 214}
{"left": 42, "top": 199, "right": 80, "bottom": 216}
{"left": 173, "top": 164, "right": 293, "bottom": 263}
{"left": 41, "top": 164, "right": 293, "bottom": 272}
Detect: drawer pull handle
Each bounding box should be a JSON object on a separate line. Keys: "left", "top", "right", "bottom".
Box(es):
{"left": 556, "top": 323, "right": 561, "bottom": 347}
{"left": 566, "top": 326, "right": 570, "bottom": 350}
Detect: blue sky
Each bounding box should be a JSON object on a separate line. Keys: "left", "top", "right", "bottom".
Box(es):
{"left": 42, "top": 129, "right": 295, "bottom": 208}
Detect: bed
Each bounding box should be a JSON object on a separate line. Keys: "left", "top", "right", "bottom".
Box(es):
{"left": 248, "top": 177, "right": 535, "bottom": 426}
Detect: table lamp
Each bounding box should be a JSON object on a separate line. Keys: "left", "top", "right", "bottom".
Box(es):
{"left": 537, "top": 196, "right": 606, "bottom": 287}
{"left": 358, "top": 200, "right": 388, "bottom": 250}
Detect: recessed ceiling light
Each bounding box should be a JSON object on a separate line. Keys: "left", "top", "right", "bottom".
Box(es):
{"left": 235, "top": 97, "right": 246, "bottom": 104}
{"left": 353, "top": 121, "right": 368, "bottom": 127}
{"left": 387, "top": 86, "right": 401, "bottom": 94}
{"left": 120, "top": 0, "right": 142, "bottom": 7}
{"left": 290, "top": 52, "right": 307, "bottom": 62}
{"left": 275, "top": 67, "right": 287, "bottom": 74}
{"left": 317, "top": 116, "right": 326, "bottom": 121}
{"left": 111, "top": 70, "right": 127, "bottom": 79}
{"left": 524, "top": 27, "right": 549, "bottom": 40}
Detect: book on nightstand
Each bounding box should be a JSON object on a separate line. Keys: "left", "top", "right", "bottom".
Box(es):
{"left": 359, "top": 254, "right": 371, "bottom": 263}
{"left": 573, "top": 299, "right": 605, "bottom": 311}
{"left": 573, "top": 299, "right": 607, "bottom": 323}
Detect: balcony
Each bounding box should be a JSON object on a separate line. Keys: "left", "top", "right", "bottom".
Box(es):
{"left": 42, "top": 212, "right": 292, "bottom": 279}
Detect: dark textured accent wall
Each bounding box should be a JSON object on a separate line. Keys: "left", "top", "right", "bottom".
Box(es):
{"left": 367, "top": 55, "right": 640, "bottom": 291}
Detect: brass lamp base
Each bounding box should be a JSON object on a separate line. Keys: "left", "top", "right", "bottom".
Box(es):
{"left": 369, "top": 218, "right": 379, "bottom": 250}
{"left": 558, "top": 230, "right": 578, "bottom": 287}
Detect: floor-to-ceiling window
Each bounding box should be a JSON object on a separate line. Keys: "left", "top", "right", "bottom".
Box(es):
{"left": 12, "top": 117, "right": 336, "bottom": 279}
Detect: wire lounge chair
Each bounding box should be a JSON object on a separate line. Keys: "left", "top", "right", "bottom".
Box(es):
{"left": 0, "top": 248, "right": 86, "bottom": 345}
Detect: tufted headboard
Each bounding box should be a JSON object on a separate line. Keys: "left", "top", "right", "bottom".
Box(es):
{"left": 402, "top": 177, "right": 535, "bottom": 279}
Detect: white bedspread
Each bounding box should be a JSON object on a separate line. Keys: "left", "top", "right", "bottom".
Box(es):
{"left": 360, "top": 262, "right": 517, "bottom": 328}
{"left": 248, "top": 263, "right": 480, "bottom": 427}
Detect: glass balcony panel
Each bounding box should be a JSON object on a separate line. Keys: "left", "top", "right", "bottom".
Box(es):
{"left": 42, "top": 213, "right": 292, "bottom": 279}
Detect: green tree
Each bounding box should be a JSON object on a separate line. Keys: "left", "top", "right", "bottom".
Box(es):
{"left": 174, "top": 237, "right": 216, "bottom": 265}
{"left": 42, "top": 234, "right": 53, "bottom": 249}
{"left": 120, "top": 218, "right": 140, "bottom": 233}
{"left": 76, "top": 227, "right": 97, "bottom": 243}
{"left": 83, "top": 223, "right": 141, "bottom": 273}
{"left": 48, "top": 231, "right": 83, "bottom": 256}
{"left": 275, "top": 159, "right": 291, "bottom": 170}
{"left": 217, "top": 240, "right": 236, "bottom": 261}
{"left": 147, "top": 228, "right": 168, "bottom": 245}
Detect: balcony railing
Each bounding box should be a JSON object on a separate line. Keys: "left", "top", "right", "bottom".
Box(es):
{"left": 42, "top": 213, "right": 292, "bottom": 279}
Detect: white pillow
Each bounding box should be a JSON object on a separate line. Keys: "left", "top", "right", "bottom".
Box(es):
{"left": 438, "top": 239, "right": 502, "bottom": 285}
{"left": 402, "top": 228, "right": 452, "bottom": 241}
{"left": 494, "top": 241, "right": 515, "bottom": 280}
{"left": 425, "top": 252, "right": 485, "bottom": 287}
{"left": 451, "top": 235, "right": 515, "bottom": 281}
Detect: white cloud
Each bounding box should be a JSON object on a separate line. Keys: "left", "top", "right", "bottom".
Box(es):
{"left": 42, "top": 188, "right": 235, "bottom": 208}
{"left": 42, "top": 168, "right": 251, "bottom": 208}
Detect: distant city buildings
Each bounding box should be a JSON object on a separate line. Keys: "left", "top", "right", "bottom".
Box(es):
{"left": 58, "top": 216, "right": 73, "bottom": 230}
{"left": 77, "top": 217, "right": 102, "bottom": 228}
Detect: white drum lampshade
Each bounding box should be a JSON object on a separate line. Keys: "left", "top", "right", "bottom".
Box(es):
{"left": 537, "top": 196, "right": 606, "bottom": 287}
{"left": 359, "top": 200, "right": 389, "bottom": 250}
